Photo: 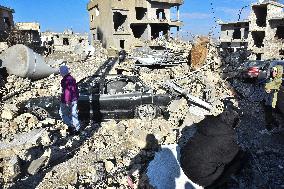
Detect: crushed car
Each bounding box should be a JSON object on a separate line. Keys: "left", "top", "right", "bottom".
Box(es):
{"left": 77, "top": 74, "right": 172, "bottom": 121}
{"left": 20, "top": 75, "right": 172, "bottom": 122}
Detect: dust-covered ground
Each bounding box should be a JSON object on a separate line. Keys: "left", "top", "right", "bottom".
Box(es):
{"left": 0, "top": 39, "right": 284, "bottom": 189}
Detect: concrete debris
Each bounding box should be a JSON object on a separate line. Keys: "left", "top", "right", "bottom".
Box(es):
{"left": 27, "top": 148, "right": 51, "bottom": 175}
{"left": 0, "top": 38, "right": 242, "bottom": 188}
{"left": 1, "top": 156, "right": 20, "bottom": 184}
{"left": 0, "top": 6, "right": 283, "bottom": 187}
{"left": 1, "top": 103, "right": 19, "bottom": 120}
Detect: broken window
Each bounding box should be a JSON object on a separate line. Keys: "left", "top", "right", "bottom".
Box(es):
{"left": 276, "top": 26, "right": 284, "bottom": 39}
{"left": 244, "top": 28, "right": 249, "bottom": 39}
{"left": 97, "top": 29, "right": 102, "bottom": 41}
{"left": 156, "top": 9, "right": 166, "bottom": 20}
{"left": 253, "top": 6, "right": 267, "bottom": 27}
{"left": 256, "top": 53, "right": 262, "bottom": 60}
{"left": 233, "top": 28, "right": 241, "bottom": 39}
{"left": 63, "top": 38, "right": 69, "bottom": 46}
{"left": 120, "top": 40, "right": 125, "bottom": 49}
{"left": 251, "top": 31, "right": 265, "bottom": 48}
{"left": 151, "top": 24, "right": 169, "bottom": 39}
{"left": 3, "top": 17, "right": 11, "bottom": 28}
{"left": 136, "top": 7, "right": 147, "bottom": 20}
{"left": 113, "top": 12, "right": 127, "bottom": 32}
{"left": 130, "top": 24, "right": 147, "bottom": 38}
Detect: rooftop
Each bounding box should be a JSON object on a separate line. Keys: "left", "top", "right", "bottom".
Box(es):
{"left": 252, "top": 0, "right": 284, "bottom": 8}
{"left": 218, "top": 20, "right": 249, "bottom": 25}
{"left": 0, "top": 5, "right": 15, "bottom": 13}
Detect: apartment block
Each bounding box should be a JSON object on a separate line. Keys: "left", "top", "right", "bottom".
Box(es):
{"left": 0, "top": 5, "right": 14, "bottom": 41}
{"left": 87, "top": 0, "right": 183, "bottom": 50}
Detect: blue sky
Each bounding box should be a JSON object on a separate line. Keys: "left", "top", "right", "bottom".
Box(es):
{"left": 0, "top": 0, "right": 280, "bottom": 37}
{"left": 180, "top": 0, "right": 257, "bottom": 38}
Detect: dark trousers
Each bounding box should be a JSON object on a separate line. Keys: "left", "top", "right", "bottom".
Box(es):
{"left": 264, "top": 105, "right": 277, "bottom": 130}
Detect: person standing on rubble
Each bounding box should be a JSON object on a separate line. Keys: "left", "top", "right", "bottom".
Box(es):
{"left": 59, "top": 65, "right": 81, "bottom": 135}
{"left": 264, "top": 65, "right": 283, "bottom": 131}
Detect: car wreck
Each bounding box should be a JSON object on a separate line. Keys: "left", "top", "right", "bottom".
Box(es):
{"left": 78, "top": 74, "right": 172, "bottom": 121}
{"left": 20, "top": 74, "right": 172, "bottom": 122}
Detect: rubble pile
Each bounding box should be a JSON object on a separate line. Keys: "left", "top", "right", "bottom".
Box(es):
{"left": 0, "top": 46, "right": 107, "bottom": 139}
{"left": 1, "top": 34, "right": 283, "bottom": 189}
{"left": 130, "top": 38, "right": 191, "bottom": 67}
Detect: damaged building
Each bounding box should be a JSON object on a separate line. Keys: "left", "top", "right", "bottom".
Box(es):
{"left": 219, "top": 1, "right": 284, "bottom": 60}
{"left": 14, "top": 22, "right": 41, "bottom": 47}
{"left": 0, "top": 5, "right": 14, "bottom": 41}
{"left": 41, "top": 29, "right": 89, "bottom": 52}
{"left": 219, "top": 21, "right": 249, "bottom": 53}
{"left": 87, "top": 0, "right": 183, "bottom": 50}
{"left": 0, "top": 5, "right": 14, "bottom": 51}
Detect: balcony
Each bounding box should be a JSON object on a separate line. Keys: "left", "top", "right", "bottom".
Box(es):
{"left": 150, "top": 0, "right": 183, "bottom": 5}
{"left": 131, "top": 19, "right": 182, "bottom": 27}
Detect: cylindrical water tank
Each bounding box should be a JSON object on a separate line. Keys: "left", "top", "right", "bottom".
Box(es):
{"left": 0, "top": 44, "right": 59, "bottom": 80}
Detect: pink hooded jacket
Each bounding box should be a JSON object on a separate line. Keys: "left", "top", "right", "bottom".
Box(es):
{"left": 61, "top": 74, "right": 79, "bottom": 104}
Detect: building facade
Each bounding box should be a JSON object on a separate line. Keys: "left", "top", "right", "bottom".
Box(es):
{"left": 220, "top": 1, "right": 284, "bottom": 60}
{"left": 87, "top": 0, "right": 183, "bottom": 50}
{"left": 15, "top": 22, "right": 41, "bottom": 46}
{"left": 41, "top": 29, "right": 89, "bottom": 52}
{"left": 0, "top": 5, "right": 14, "bottom": 41}
{"left": 219, "top": 21, "right": 249, "bottom": 53}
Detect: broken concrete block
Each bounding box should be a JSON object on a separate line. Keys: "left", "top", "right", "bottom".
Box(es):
{"left": 27, "top": 148, "right": 51, "bottom": 175}
{"left": 104, "top": 160, "right": 114, "bottom": 173}
{"left": 14, "top": 113, "right": 39, "bottom": 131}
{"left": 1, "top": 103, "right": 19, "bottom": 120}
{"left": 0, "top": 128, "right": 47, "bottom": 158}
{"left": 2, "top": 156, "right": 20, "bottom": 183}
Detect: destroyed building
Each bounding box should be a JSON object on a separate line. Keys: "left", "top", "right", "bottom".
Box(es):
{"left": 87, "top": 0, "right": 183, "bottom": 50}
{"left": 14, "top": 22, "right": 41, "bottom": 47}
{"left": 0, "top": 5, "right": 14, "bottom": 41}
{"left": 41, "top": 29, "right": 88, "bottom": 52}
{"left": 219, "top": 1, "right": 284, "bottom": 60}
{"left": 219, "top": 21, "right": 249, "bottom": 53}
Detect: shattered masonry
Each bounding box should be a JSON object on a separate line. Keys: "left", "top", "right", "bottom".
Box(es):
{"left": 0, "top": 0, "right": 284, "bottom": 189}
